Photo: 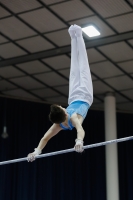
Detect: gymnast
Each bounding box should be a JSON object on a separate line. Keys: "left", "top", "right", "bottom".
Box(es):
{"left": 27, "top": 24, "right": 93, "bottom": 162}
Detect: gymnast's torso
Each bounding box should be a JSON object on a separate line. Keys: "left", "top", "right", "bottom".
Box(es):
{"left": 60, "top": 101, "right": 90, "bottom": 130}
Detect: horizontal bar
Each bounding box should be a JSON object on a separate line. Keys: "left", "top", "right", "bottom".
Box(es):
{"left": 0, "top": 136, "right": 133, "bottom": 166}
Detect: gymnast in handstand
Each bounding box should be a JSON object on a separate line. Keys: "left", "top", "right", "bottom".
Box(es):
{"left": 27, "top": 24, "right": 93, "bottom": 162}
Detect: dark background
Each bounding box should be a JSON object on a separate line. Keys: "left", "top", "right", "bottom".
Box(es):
{"left": 0, "top": 97, "right": 133, "bottom": 200}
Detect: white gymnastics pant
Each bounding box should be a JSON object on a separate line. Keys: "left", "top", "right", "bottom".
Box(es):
{"left": 68, "top": 35, "right": 93, "bottom": 105}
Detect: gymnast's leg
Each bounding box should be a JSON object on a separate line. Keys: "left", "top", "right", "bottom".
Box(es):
{"left": 68, "top": 25, "right": 80, "bottom": 104}
{"left": 74, "top": 24, "right": 93, "bottom": 105}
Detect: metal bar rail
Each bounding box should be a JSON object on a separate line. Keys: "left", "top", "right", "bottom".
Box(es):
{"left": 0, "top": 136, "right": 133, "bottom": 166}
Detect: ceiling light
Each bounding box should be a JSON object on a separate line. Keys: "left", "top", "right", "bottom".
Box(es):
{"left": 1, "top": 126, "right": 9, "bottom": 139}
{"left": 82, "top": 25, "right": 100, "bottom": 37}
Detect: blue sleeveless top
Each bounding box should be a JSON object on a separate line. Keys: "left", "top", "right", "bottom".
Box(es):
{"left": 60, "top": 101, "right": 90, "bottom": 130}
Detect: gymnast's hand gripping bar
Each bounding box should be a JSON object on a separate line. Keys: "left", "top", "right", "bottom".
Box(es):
{"left": 0, "top": 136, "right": 133, "bottom": 166}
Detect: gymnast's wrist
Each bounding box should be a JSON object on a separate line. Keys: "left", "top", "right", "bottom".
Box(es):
{"left": 75, "top": 139, "right": 84, "bottom": 144}
{"left": 34, "top": 148, "right": 42, "bottom": 155}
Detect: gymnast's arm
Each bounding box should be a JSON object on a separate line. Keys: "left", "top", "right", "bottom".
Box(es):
{"left": 27, "top": 124, "right": 62, "bottom": 162}
{"left": 71, "top": 114, "right": 85, "bottom": 152}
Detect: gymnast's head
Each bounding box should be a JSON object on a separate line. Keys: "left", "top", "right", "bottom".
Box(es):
{"left": 49, "top": 104, "right": 67, "bottom": 124}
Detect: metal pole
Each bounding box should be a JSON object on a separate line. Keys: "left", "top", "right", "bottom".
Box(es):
{"left": 0, "top": 136, "right": 133, "bottom": 166}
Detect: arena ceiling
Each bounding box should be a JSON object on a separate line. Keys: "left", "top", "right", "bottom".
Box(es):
{"left": 0, "top": 0, "right": 133, "bottom": 113}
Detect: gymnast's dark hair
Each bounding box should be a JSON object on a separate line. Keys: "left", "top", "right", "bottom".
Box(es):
{"left": 49, "top": 104, "right": 66, "bottom": 124}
